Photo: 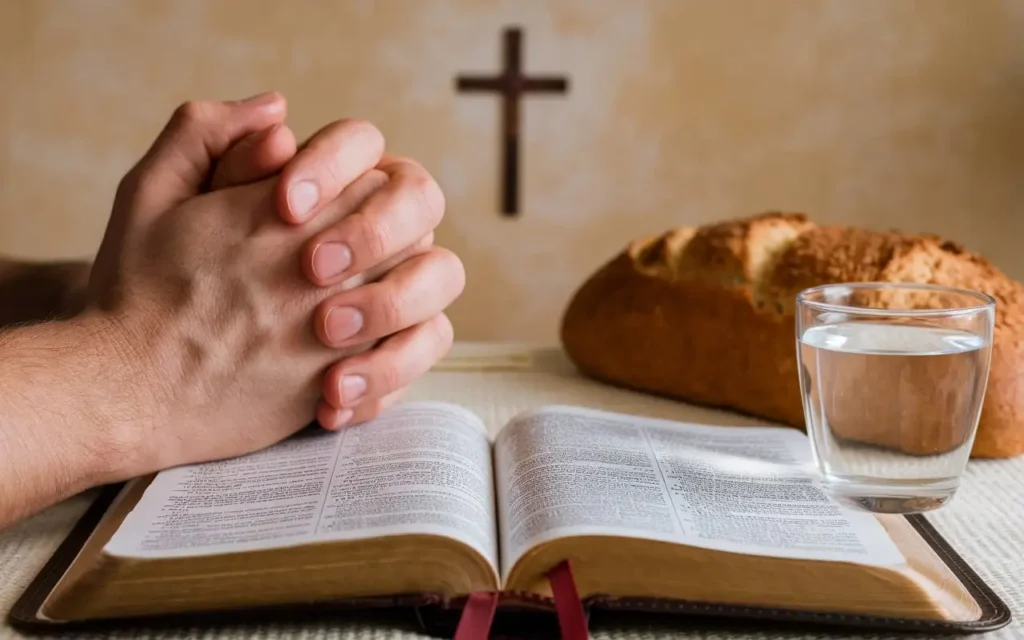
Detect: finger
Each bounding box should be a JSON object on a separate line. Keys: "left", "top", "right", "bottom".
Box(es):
{"left": 321, "top": 312, "right": 453, "bottom": 410}
{"left": 316, "top": 387, "right": 407, "bottom": 431}
{"left": 123, "top": 91, "right": 287, "bottom": 216}
{"left": 276, "top": 118, "right": 385, "bottom": 224}
{"left": 301, "top": 156, "right": 445, "bottom": 286}
{"left": 334, "top": 232, "right": 434, "bottom": 292}
{"left": 203, "top": 164, "right": 390, "bottom": 270}
{"left": 313, "top": 246, "right": 465, "bottom": 349}
{"left": 209, "top": 122, "right": 298, "bottom": 190}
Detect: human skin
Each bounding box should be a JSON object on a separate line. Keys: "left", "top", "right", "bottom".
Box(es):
{"left": 1, "top": 94, "right": 447, "bottom": 426}
{"left": 0, "top": 93, "right": 464, "bottom": 529}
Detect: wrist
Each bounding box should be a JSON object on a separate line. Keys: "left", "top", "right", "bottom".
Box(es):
{"left": 0, "top": 317, "right": 120, "bottom": 524}
{"left": 0, "top": 312, "right": 158, "bottom": 518}
{"left": 66, "top": 309, "right": 168, "bottom": 484}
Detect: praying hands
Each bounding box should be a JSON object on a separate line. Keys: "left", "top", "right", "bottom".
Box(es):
{"left": 0, "top": 92, "right": 465, "bottom": 529}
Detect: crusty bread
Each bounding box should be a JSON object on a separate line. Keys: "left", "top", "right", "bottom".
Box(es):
{"left": 560, "top": 212, "right": 1024, "bottom": 459}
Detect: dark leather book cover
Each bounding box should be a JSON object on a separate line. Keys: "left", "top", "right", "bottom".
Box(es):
{"left": 8, "top": 484, "right": 1013, "bottom": 639}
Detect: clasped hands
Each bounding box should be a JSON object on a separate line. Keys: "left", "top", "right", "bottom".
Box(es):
{"left": 83, "top": 92, "right": 464, "bottom": 475}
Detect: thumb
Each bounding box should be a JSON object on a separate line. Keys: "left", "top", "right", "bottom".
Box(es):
{"left": 209, "top": 122, "right": 298, "bottom": 191}
{"left": 121, "top": 92, "right": 287, "bottom": 216}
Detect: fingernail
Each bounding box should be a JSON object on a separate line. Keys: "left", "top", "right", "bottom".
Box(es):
{"left": 287, "top": 180, "right": 319, "bottom": 220}
{"left": 324, "top": 306, "right": 363, "bottom": 344}
{"left": 312, "top": 242, "right": 352, "bottom": 280}
{"left": 335, "top": 408, "right": 354, "bottom": 428}
{"left": 240, "top": 91, "right": 278, "bottom": 106}
{"left": 340, "top": 375, "right": 367, "bottom": 404}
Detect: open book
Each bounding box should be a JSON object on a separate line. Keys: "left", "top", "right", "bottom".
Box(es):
{"left": 19, "top": 401, "right": 1008, "bottom": 634}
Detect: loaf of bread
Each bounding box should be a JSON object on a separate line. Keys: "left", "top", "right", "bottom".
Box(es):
{"left": 559, "top": 212, "right": 1024, "bottom": 459}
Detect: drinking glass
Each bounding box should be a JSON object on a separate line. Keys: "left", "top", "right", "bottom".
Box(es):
{"left": 795, "top": 282, "right": 995, "bottom": 514}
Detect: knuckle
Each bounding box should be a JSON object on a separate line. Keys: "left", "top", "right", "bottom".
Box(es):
{"left": 340, "top": 168, "right": 389, "bottom": 212}
{"left": 377, "top": 286, "right": 406, "bottom": 330}
{"left": 405, "top": 168, "right": 433, "bottom": 195}
{"left": 311, "top": 149, "right": 341, "bottom": 185}
{"left": 356, "top": 215, "right": 392, "bottom": 261}
{"left": 115, "top": 165, "right": 141, "bottom": 201}
{"left": 343, "top": 118, "right": 385, "bottom": 150}
{"left": 116, "top": 162, "right": 160, "bottom": 209}
{"left": 405, "top": 170, "right": 445, "bottom": 225}
{"left": 304, "top": 143, "right": 341, "bottom": 184}
{"left": 429, "top": 179, "right": 446, "bottom": 222}
{"left": 418, "top": 231, "right": 435, "bottom": 251}
{"left": 457, "top": 258, "right": 467, "bottom": 291}
{"left": 436, "top": 247, "right": 467, "bottom": 294}
{"left": 171, "top": 100, "right": 211, "bottom": 129}
{"left": 433, "top": 313, "right": 455, "bottom": 352}
{"left": 377, "top": 360, "right": 404, "bottom": 392}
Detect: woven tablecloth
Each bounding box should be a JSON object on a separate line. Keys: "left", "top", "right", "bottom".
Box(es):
{"left": 3, "top": 343, "right": 1022, "bottom": 639}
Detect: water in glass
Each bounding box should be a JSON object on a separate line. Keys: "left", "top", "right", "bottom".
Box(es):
{"left": 796, "top": 284, "right": 994, "bottom": 514}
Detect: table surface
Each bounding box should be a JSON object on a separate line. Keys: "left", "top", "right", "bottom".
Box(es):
{"left": 3, "top": 343, "right": 1023, "bottom": 640}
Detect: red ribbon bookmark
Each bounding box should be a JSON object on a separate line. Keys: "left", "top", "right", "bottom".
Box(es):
{"left": 451, "top": 561, "right": 587, "bottom": 639}
{"left": 453, "top": 591, "right": 499, "bottom": 640}
{"left": 547, "top": 560, "right": 590, "bottom": 640}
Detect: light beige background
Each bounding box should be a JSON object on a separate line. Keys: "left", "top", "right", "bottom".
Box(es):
{"left": 2, "top": 0, "right": 1023, "bottom": 343}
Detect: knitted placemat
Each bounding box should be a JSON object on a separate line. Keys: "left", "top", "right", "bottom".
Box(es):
{"left": 4, "top": 346, "right": 1022, "bottom": 639}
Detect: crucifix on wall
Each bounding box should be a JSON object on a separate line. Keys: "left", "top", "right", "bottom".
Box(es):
{"left": 456, "top": 27, "right": 570, "bottom": 217}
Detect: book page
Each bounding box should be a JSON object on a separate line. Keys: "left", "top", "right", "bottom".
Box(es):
{"left": 494, "top": 405, "right": 906, "bottom": 579}
{"left": 103, "top": 402, "right": 498, "bottom": 572}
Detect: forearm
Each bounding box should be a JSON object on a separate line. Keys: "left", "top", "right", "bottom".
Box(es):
{"left": 0, "top": 258, "right": 92, "bottom": 327}
{"left": 0, "top": 315, "right": 138, "bottom": 529}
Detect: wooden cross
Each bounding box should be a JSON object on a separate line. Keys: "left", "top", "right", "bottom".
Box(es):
{"left": 456, "top": 27, "right": 569, "bottom": 217}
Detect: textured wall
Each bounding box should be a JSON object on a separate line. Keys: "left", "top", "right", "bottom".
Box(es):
{"left": 2, "top": 0, "right": 1023, "bottom": 343}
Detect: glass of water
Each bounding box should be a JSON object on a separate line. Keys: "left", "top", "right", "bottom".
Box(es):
{"left": 796, "top": 282, "right": 995, "bottom": 514}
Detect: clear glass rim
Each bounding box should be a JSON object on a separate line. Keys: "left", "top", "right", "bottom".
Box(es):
{"left": 796, "top": 282, "right": 996, "bottom": 318}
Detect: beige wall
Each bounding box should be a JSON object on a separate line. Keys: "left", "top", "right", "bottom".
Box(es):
{"left": 2, "top": 0, "right": 1023, "bottom": 344}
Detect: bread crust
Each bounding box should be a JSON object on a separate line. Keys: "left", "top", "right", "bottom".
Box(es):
{"left": 560, "top": 212, "right": 1024, "bottom": 458}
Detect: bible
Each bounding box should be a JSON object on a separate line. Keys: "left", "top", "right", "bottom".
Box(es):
{"left": 10, "top": 400, "right": 1011, "bottom": 636}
